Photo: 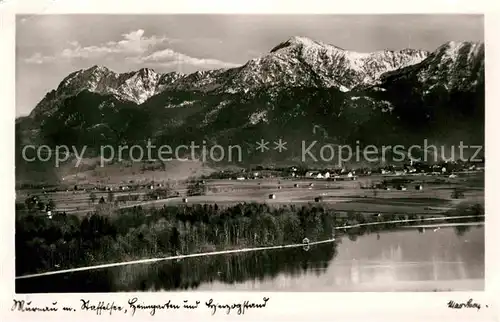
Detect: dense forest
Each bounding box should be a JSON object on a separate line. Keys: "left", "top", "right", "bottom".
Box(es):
{"left": 15, "top": 202, "right": 484, "bottom": 277}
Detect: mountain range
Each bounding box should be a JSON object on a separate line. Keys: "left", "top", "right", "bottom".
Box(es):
{"left": 16, "top": 36, "right": 485, "bottom": 171}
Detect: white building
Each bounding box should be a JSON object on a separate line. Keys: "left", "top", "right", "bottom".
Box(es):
{"left": 305, "top": 171, "right": 315, "bottom": 178}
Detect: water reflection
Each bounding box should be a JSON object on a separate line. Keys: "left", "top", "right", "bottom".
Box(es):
{"left": 16, "top": 225, "right": 484, "bottom": 293}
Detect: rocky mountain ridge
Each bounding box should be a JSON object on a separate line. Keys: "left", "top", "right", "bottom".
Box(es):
{"left": 27, "top": 36, "right": 434, "bottom": 119}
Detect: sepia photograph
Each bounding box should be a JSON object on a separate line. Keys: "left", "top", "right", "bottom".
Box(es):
{"left": 14, "top": 13, "right": 485, "bottom": 294}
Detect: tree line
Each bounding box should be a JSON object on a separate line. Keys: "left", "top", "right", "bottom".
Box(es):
{"left": 15, "top": 201, "right": 484, "bottom": 276}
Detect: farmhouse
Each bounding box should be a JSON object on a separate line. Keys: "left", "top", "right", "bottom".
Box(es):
{"left": 415, "top": 185, "right": 423, "bottom": 190}
{"left": 268, "top": 194, "right": 276, "bottom": 199}
{"left": 407, "top": 166, "right": 417, "bottom": 173}
{"left": 314, "top": 196, "right": 323, "bottom": 202}
{"left": 306, "top": 171, "right": 325, "bottom": 179}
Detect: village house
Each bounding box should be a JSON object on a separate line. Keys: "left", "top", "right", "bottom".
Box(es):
{"left": 406, "top": 166, "right": 417, "bottom": 173}
{"left": 305, "top": 171, "right": 315, "bottom": 178}
{"left": 306, "top": 172, "right": 324, "bottom": 179}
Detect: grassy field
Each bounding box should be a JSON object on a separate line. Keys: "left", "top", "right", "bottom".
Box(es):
{"left": 16, "top": 172, "right": 484, "bottom": 217}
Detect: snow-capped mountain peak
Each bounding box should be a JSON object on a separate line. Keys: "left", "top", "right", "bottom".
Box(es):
{"left": 30, "top": 65, "right": 169, "bottom": 118}
{"left": 370, "top": 41, "right": 484, "bottom": 95}
{"left": 217, "top": 36, "right": 429, "bottom": 92}
{"left": 412, "top": 41, "right": 484, "bottom": 91}
{"left": 269, "top": 36, "right": 342, "bottom": 53}
{"left": 52, "top": 65, "right": 166, "bottom": 105}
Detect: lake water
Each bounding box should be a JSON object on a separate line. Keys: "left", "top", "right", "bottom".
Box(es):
{"left": 16, "top": 224, "right": 484, "bottom": 292}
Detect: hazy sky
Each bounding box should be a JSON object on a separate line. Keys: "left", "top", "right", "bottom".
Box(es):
{"left": 16, "top": 14, "right": 484, "bottom": 117}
